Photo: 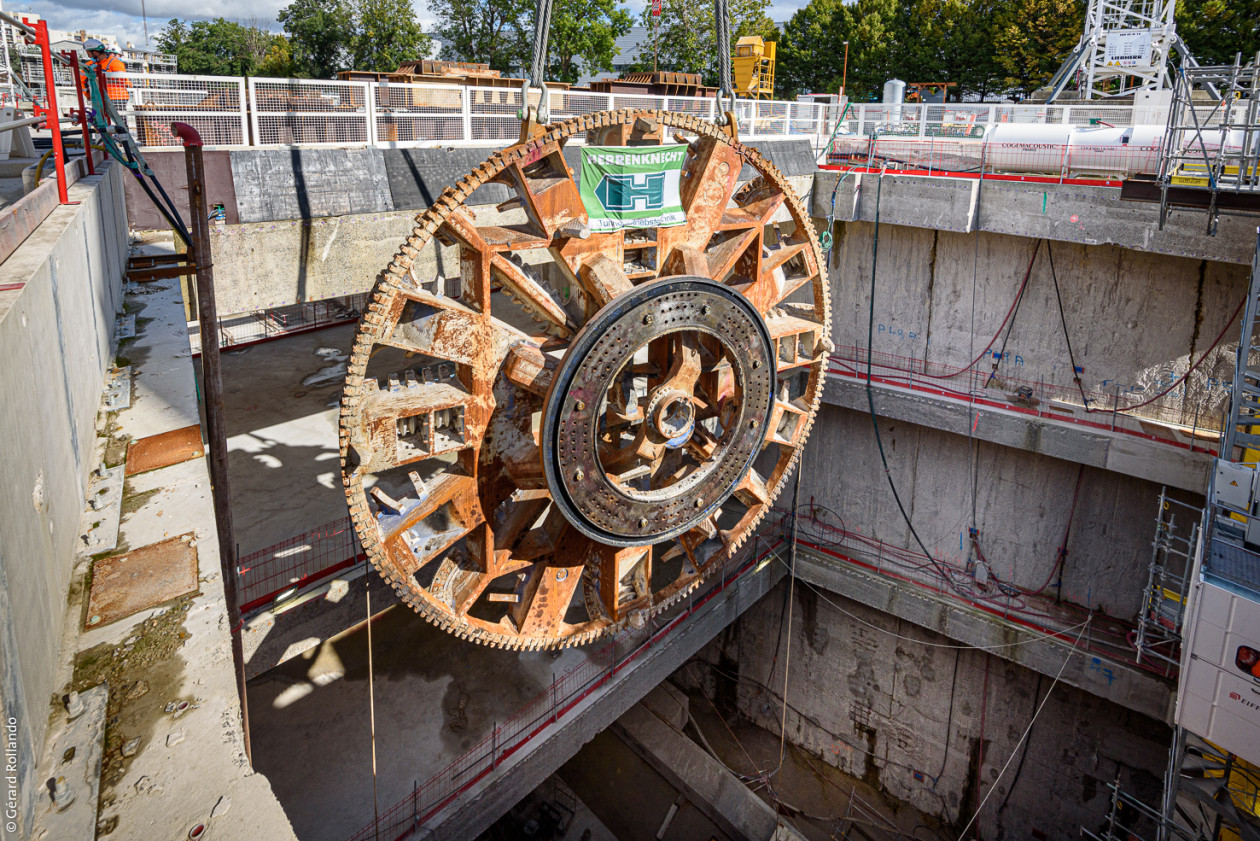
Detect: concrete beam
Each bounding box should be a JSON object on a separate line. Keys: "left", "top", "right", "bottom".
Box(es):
{"left": 812, "top": 171, "right": 1257, "bottom": 265}
{"left": 613, "top": 697, "right": 805, "bottom": 841}
{"left": 823, "top": 375, "right": 1212, "bottom": 493}
{"left": 793, "top": 545, "right": 1176, "bottom": 722}
{"left": 420, "top": 556, "right": 787, "bottom": 841}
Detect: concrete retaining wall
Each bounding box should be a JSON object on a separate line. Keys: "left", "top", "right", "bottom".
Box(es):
{"left": 829, "top": 221, "right": 1247, "bottom": 428}
{"left": 0, "top": 161, "right": 127, "bottom": 841}
{"left": 127, "top": 139, "right": 817, "bottom": 231}
{"left": 801, "top": 402, "right": 1200, "bottom": 619}
{"left": 683, "top": 582, "right": 1171, "bottom": 841}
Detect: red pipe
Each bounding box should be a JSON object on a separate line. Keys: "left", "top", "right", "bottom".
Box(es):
{"left": 171, "top": 121, "right": 203, "bottom": 147}
{"left": 30, "top": 19, "right": 67, "bottom": 203}
{"left": 63, "top": 51, "right": 93, "bottom": 176}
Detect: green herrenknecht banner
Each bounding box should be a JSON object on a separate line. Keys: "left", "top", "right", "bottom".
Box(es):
{"left": 578, "top": 145, "right": 688, "bottom": 232}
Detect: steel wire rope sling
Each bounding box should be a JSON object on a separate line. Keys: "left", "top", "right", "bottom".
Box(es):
{"left": 519, "top": 0, "right": 742, "bottom": 129}
{"left": 336, "top": 0, "right": 831, "bottom": 652}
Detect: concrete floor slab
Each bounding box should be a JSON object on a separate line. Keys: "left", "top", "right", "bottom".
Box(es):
{"left": 57, "top": 272, "right": 297, "bottom": 841}
{"left": 247, "top": 603, "right": 596, "bottom": 841}
{"left": 218, "top": 324, "right": 356, "bottom": 555}
{"left": 113, "top": 277, "right": 200, "bottom": 442}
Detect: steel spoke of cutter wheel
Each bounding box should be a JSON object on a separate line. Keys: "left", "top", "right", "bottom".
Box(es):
{"left": 339, "top": 109, "right": 832, "bottom": 649}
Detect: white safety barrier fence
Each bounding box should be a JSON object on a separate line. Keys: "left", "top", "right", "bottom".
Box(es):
{"left": 55, "top": 72, "right": 1146, "bottom": 154}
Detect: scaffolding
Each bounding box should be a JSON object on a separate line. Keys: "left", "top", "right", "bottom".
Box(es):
{"left": 1047, "top": 0, "right": 1190, "bottom": 101}
{"left": 1156, "top": 55, "right": 1260, "bottom": 234}
{"left": 1134, "top": 489, "right": 1199, "bottom": 676}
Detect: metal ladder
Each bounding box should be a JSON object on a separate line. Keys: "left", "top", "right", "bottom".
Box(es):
{"left": 1222, "top": 230, "right": 1260, "bottom": 463}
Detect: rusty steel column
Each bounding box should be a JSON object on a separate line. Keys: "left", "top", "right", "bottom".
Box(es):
{"left": 171, "top": 121, "right": 251, "bottom": 763}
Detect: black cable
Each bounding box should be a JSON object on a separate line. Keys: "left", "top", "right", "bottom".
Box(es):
{"left": 1045, "top": 240, "right": 1089, "bottom": 405}
{"left": 997, "top": 674, "right": 1043, "bottom": 814}
{"left": 985, "top": 240, "right": 1039, "bottom": 387}
{"left": 121, "top": 144, "right": 192, "bottom": 247}
{"left": 864, "top": 170, "right": 975, "bottom": 599}
{"left": 931, "top": 649, "right": 962, "bottom": 791}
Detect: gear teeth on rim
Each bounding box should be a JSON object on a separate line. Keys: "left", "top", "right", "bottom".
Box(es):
{"left": 338, "top": 109, "right": 831, "bottom": 651}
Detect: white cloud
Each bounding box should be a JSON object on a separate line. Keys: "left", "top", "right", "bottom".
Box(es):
{"left": 20, "top": 0, "right": 803, "bottom": 61}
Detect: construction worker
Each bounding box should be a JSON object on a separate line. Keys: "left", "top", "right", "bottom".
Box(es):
{"left": 80, "top": 38, "right": 130, "bottom": 109}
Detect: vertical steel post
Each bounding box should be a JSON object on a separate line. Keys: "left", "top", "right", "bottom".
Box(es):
{"left": 33, "top": 20, "right": 67, "bottom": 203}
{"left": 171, "top": 121, "right": 250, "bottom": 763}
{"left": 64, "top": 51, "right": 94, "bottom": 177}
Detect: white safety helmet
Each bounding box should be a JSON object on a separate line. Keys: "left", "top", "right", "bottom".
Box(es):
{"left": 82, "top": 38, "right": 104, "bottom": 52}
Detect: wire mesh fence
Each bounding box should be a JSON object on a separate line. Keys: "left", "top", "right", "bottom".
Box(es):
{"left": 237, "top": 517, "right": 365, "bottom": 613}
{"left": 63, "top": 73, "right": 249, "bottom": 148}
{"left": 188, "top": 293, "right": 367, "bottom": 355}
{"left": 249, "top": 77, "right": 373, "bottom": 146}
{"left": 107, "top": 73, "right": 1154, "bottom": 159}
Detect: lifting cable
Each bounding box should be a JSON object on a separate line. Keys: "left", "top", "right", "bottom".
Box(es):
{"left": 865, "top": 170, "right": 976, "bottom": 600}
{"left": 714, "top": 0, "right": 736, "bottom": 121}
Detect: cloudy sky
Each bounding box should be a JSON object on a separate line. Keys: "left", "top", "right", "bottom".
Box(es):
{"left": 12, "top": 0, "right": 807, "bottom": 51}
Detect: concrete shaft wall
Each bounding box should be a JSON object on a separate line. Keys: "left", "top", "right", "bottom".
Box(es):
{"left": 123, "top": 142, "right": 816, "bottom": 316}
{"left": 0, "top": 162, "right": 127, "bottom": 840}
{"left": 685, "top": 582, "right": 1172, "bottom": 840}
{"left": 829, "top": 221, "right": 1248, "bottom": 425}
{"left": 802, "top": 402, "right": 1201, "bottom": 619}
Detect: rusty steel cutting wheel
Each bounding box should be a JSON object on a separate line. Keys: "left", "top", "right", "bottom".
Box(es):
{"left": 339, "top": 109, "right": 831, "bottom": 649}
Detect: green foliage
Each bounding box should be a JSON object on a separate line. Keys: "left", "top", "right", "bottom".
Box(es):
{"left": 548, "top": 0, "right": 633, "bottom": 84}
{"left": 777, "top": 0, "right": 1082, "bottom": 101}
{"left": 155, "top": 18, "right": 266, "bottom": 76}
{"left": 278, "top": 0, "right": 355, "bottom": 77}
{"left": 1175, "top": 0, "right": 1260, "bottom": 66}
{"left": 431, "top": 0, "right": 534, "bottom": 72}
{"left": 257, "top": 36, "right": 299, "bottom": 77}
{"left": 351, "top": 0, "right": 433, "bottom": 71}
{"left": 896, "top": 0, "right": 1003, "bottom": 99}
{"left": 276, "top": 0, "right": 432, "bottom": 78}
{"left": 776, "top": 0, "right": 900, "bottom": 101}
{"left": 992, "top": 0, "right": 1084, "bottom": 96}
{"left": 632, "top": 0, "right": 775, "bottom": 86}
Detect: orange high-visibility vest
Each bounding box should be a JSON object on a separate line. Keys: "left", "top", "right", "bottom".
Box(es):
{"left": 82, "top": 54, "right": 129, "bottom": 102}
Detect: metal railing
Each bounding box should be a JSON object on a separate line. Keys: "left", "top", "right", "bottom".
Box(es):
{"left": 187, "top": 293, "right": 367, "bottom": 355}
{"left": 46, "top": 72, "right": 1152, "bottom": 154}
{"left": 236, "top": 517, "right": 365, "bottom": 613}
{"left": 341, "top": 534, "right": 784, "bottom": 841}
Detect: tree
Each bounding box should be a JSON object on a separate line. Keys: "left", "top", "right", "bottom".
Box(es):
{"left": 896, "top": 0, "right": 1002, "bottom": 100}
{"left": 1175, "top": 0, "right": 1260, "bottom": 67}
{"left": 546, "top": 0, "right": 632, "bottom": 84}
{"left": 992, "top": 0, "right": 1084, "bottom": 96}
{"left": 775, "top": 0, "right": 901, "bottom": 101}
{"left": 156, "top": 18, "right": 262, "bottom": 76}
{"left": 351, "top": 0, "right": 433, "bottom": 71}
{"left": 257, "top": 37, "right": 298, "bottom": 77}
{"left": 279, "top": 0, "right": 356, "bottom": 77}
{"left": 431, "top": 0, "right": 534, "bottom": 72}
{"left": 776, "top": 0, "right": 845, "bottom": 98}
{"left": 632, "top": 0, "right": 775, "bottom": 86}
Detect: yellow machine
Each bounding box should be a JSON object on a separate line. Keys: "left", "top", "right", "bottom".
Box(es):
{"left": 732, "top": 36, "right": 775, "bottom": 99}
